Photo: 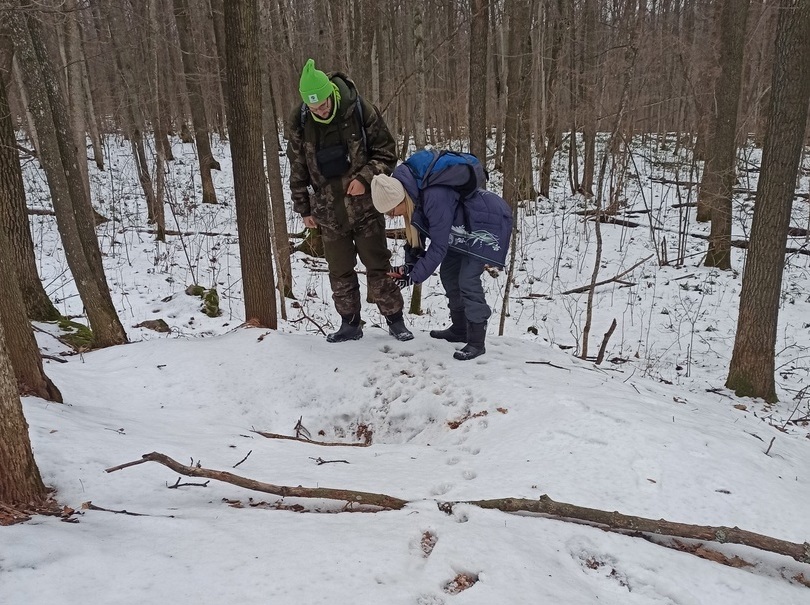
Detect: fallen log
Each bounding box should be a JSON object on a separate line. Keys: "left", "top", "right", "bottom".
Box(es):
{"left": 107, "top": 452, "right": 810, "bottom": 566}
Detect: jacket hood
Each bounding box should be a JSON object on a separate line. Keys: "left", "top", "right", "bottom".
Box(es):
{"left": 393, "top": 163, "right": 419, "bottom": 202}
{"left": 329, "top": 72, "right": 358, "bottom": 119}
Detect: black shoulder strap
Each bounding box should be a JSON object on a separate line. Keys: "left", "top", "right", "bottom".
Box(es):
{"left": 355, "top": 96, "right": 369, "bottom": 156}
{"left": 299, "top": 99, "right": 369, "bottom": 156}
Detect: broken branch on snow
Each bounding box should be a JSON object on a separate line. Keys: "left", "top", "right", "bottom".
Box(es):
{"left": 106, "top": 452, "right": 810, "bottom": 566}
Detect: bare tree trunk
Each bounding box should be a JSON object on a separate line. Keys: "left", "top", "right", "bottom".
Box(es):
{"left": 75, "top": 5, "right": 104, "bottom": 171}
{"left": 490, "top": 0, "right": 504, "bottom": 169}
{"left": 11, "top": 54, "right": 38, "bottom": 153}
{"left": 580, "top": 0, "right": 597, "bottom": 196}
{"left": 726, "top": 0, "right": 810, "bottom": 403}
{"left": 147, "top": 0, "right": 166, "bottom": 241}
{"left": 0, "top": 319, "right": 48, "bottom": 507}
{"left": 224, "top": 0, "right": 277, "bottom": 328}
{"left": 0, "top": 37, "right": 59, "bottom": 321}
{"left": 258, "top": 3, "right": 292, "bottom": 307}
{"left": 501, "top": 0, "right": 533, "bottom": 205}
{"left": 413, "top": 2, "right": 426, "bottom": 149}
{"left": 701, "top": 0, "right": 750, "bottom": 269}
{"left": 0, "top": 229, "right": 61, "bottom": 402}
{"left": 9, "top": 4, "right": 127, "bottom": 348}
{"left": 468, "top": 0, "right": 489, "bottom": 162}
{"left": 209, "top": 0, "right": 230, "bottom": 129}
{"left": 173, "top": 0, "right": 220, "bottom": 205}
{"left": 61, "top": 0, "right": 93, "bottom": 199}
{"left": 538, "top": 0, "right": 564, "bottom": 199}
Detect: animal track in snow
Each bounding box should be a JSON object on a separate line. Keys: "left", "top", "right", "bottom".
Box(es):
{"left": 462, "top": 470, "right": 477, "bottom": 480}
{"left": 430, "top": 482, "right": 454, "bottom": 496}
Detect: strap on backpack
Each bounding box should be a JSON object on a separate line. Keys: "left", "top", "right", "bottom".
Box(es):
{"left": 299, "top": 97, "right": 370, "bottom": 157}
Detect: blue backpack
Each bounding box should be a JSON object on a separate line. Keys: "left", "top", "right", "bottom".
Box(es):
{"left": 404, "top": 150, "right": 486, "bottom": 199}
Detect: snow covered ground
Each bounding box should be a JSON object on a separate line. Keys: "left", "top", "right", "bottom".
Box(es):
{"left": 4, "top": 134, "right": 810, "bottom": 603}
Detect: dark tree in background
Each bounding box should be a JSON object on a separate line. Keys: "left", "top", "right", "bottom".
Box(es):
{"left": 700, "top": 0, "right": 750, "bottom": 269}
{"left": 468, "top": 0, "right": 489, "bottom": 163}
{"left": 726, "top": 0, "right": 810, "bottom": 402}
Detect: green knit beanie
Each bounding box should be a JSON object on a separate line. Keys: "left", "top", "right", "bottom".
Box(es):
{"left": 299, "top": 59, "right": 332, "bottom": 105}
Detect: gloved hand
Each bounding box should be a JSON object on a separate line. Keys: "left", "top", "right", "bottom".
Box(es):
{"left": 388, "top": 264, "right": 414, "bottom": 289}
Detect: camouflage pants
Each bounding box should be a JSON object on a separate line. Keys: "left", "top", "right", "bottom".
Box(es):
{"left": 321, "top": 214, "right": 404, "bottom": 318}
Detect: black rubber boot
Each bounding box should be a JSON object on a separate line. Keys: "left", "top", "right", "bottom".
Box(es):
{"left": 386, "top": 312, "right": 414, "bottom": 342}
{"left": 430, "top": 310, "right": 467, "bottom": 343}
{"left": 453, "top": 321, "right": 486, "bottom": 361}
{"left": 326, "top": 313, "right": 363, "bottom": 343}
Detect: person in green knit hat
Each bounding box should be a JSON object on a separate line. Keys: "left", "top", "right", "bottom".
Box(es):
{"left": 286, "top": 59, "right": 413, "bottom": 343}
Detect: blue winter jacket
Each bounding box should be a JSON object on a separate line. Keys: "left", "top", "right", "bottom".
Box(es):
{"left": 392, "top": 163, "right": 513, "bottom": 285}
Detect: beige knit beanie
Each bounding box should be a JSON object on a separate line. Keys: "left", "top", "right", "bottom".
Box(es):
{"left": 371, "top": 174, "right": 406, "bottom": 213}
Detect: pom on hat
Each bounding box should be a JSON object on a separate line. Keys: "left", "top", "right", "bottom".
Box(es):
{"left": 299, "top": 59, "right": 333, "bottom": 105}
{"left": 371, "top": 174, "right": 406, "bottom": 213}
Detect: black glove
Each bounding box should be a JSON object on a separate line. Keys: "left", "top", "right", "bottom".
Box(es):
{"left": 391, "top": 264, "right": 414, "bottom": 289}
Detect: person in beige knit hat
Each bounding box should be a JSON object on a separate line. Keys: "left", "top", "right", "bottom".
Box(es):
{"left": 371, "top": 163, "right": 512, "bottom": 361}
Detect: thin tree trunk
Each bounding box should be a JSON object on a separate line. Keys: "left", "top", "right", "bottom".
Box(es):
{"left": 468, "top": 0, "right": 489, "bottom": 162}
{"left": 701, "top": 0, "right": 750, "bottom": 269}
{"left": 147, "top": 0, "right": 167, "bottom": 241}
{"left": 258, "top": 3, "right": 292, "bottom": 306}
{"left": 173, "top": 0, "right": 220, "bottom": 205}
{"left": 75, "top": 5, "right": 104, "bottom": 171}
{"left": 413, "top": 2, "right": 426, "bottom": 149}
{"left": 581, "top": 0, "right": 597, "bottom": 196}
{"left": 502, "top": 0, "right": 533, "bottom": 204}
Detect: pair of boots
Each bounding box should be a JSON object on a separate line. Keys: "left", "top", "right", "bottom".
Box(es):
{"left": 326, "top": 312, "right": 414, "bottom": 343}
{"left": 429, "top": 310, "right": 487, "bottom": 361}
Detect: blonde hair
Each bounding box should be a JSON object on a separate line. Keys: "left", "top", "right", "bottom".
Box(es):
{"left": 402, "top": 193, "right": 421, "bottom": 249}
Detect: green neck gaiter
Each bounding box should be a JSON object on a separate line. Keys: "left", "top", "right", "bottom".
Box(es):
{"left": 310, "top": 84, "right": 341, "bottom": 125}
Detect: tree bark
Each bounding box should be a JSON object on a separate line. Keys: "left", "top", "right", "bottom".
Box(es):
{"left": 258, "top": 2, "right": 293, "bottom": 306}
{"left": 501, "top": 0, "right": 533, "bottom": 205}
{"left": 700, "top": 0, "right": 750, "bottom": 269}
{"left": 0, "top": 229, "right": 62, "bottom": 401}
{"left": 468, "top": 0, "right": 489, "bottom": 163}
{"left": 0, "top": 36, "right": 59, "bottom": 321}
{"left": 580, "top": 0, "right": 597, "bottom": 195}
{"left": 173, "top": 0, "right": 220, "bottom": 205}
{"left": 0, "top": 317, "right": 48, "bottom": 507}
{"left": 412, "top": 2, "right": 426, "bottom": 149}
{"left": 224, "top": 0, "right": 277, "bottom": 328}
{"left": 8, "top": 3, "right": 127, "bottom": 348}
{"left": 726, "top": 0, "right": 810, "bottom": 403}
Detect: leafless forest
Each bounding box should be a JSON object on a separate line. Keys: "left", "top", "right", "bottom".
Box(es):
{"left": 1, "top": 0, "right": 809, "bottom": 507}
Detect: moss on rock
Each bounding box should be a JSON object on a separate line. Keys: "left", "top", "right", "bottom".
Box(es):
{"left": 56, "top": 318, "right": 94, "bottom": 350}
{"left": 201, "top": 288, "right": 221, "bottom": 318}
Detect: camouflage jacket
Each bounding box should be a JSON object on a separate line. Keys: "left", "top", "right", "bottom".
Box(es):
{"left": 285, "top": 73, "right": 397, "bottom": 233}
